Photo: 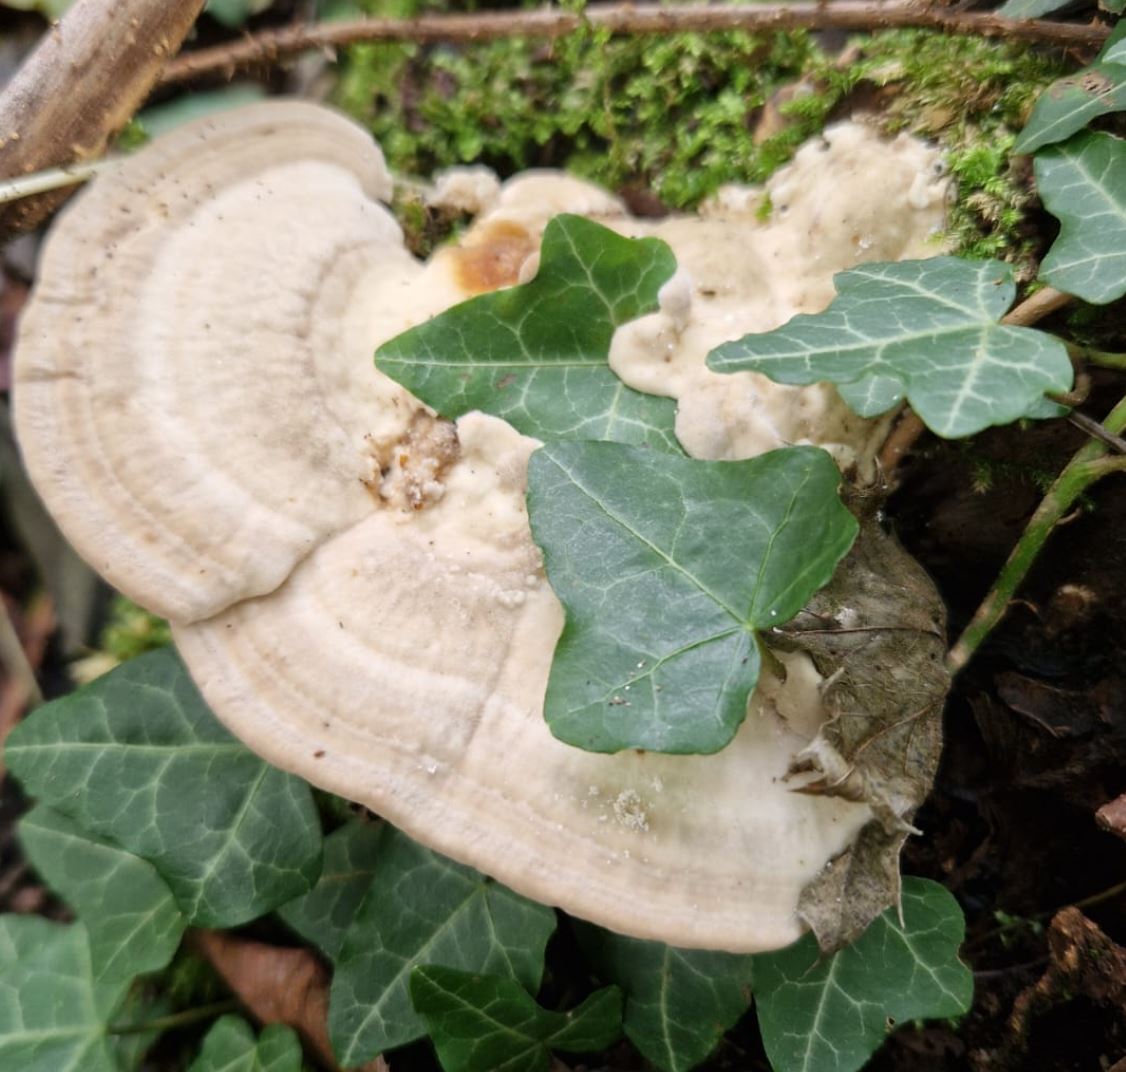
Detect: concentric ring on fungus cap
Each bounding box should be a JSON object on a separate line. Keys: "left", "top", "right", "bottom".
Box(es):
{"left": 14, "top": 101, "right": 951, "bottom": 951}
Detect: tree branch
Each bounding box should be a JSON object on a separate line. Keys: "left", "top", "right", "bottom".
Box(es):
{"left": 0, "top": 0, "right": 206, "bottom": 238}
{"left": 159, "top": 2, "right": 1111, "bottom": 85}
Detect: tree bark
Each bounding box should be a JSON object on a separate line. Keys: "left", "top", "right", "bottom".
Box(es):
{"left": 0, "top": 0, "right": 205, "bottom": 237}
{"left": 160, "top": 1, "right": 1110, "bottom": 85}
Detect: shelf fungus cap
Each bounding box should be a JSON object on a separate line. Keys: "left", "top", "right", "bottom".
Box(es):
{"left": 15, "top": 102, "right": 948, "bottom": 952}
{"left": 14, "top": 101, "right": 412, "bottom": 622}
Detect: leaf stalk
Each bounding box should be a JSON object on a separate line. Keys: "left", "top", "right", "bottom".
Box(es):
{"left": 106, "top": 999, "right": 239, "bottom": 1037}
{"left": 946, "top": 394, "right": 1126, "bottom": 673}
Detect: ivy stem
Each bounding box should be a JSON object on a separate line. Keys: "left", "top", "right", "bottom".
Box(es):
{"left": 1067, "top": 343, "right": 1126, "bottom": 371}
{"left": 946, "top": 394, "right": 1126, "bottom": 674}
{"left": 105, "top": 999, "right": 239, "bottom": 1037}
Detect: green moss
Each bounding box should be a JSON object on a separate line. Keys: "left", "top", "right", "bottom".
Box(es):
{"left": 335, "top": 18, "right": 825, "bottom": 208}
{"left": 333, "top": 17, "right": 1066, "bottom": 269}
{"left": 99, "top": 596, "right": 172, "bottom": 663}
{"left": 836, "top": 31, "right": 1067, "bottom": 276}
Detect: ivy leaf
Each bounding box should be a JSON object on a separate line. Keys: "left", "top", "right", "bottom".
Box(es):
{"left": 526, "top": 442, "right": 858, "bottom": 754}
{"left": 410, "top": 966, "right": 622, "bottom": 1072}
{"left": 0, "top": 0, "right": 73, "bottom": 17}
{"left": 205, "top": 0, "right": 276, "bottom": 28}
{"left": 278, "top": 820, "right": 382, "bottom": 961}
{"left": 1035, "top": 132, "right": 1126, "bottom": 305}
{"left": 5, "top": 648, "right": 322, "bottom": 928}
{"left": 0, "top": 915, "right": 128, "bottom": 1072}
{"left": 376, "top": 214, "right": 681, "bottom": 451}
{"left": 754, "top": 878, "right": 973, "bottom": 1072}
{"left": 187, "top": 1016, "right": 302, "bottom": 1072}
{"left": 1106, "top": 21, "right": 1126, "bottom": 63}
{"left": 996, "top": 0, "right": 1072, "bottom": 16}
{"left": 329, "top": 827, "right": 557, "bottom": 1065}
{"left": 576, "top": 926, "right": 754, "bottom": 1072}
{"left": 1014, "top": 23, "right": 1126, "bottom": 154}
{"left": 18, "top": 804, "right": 185, "bottom": 988}
{"left": 706, "top": 258, "right": 1073, "bottom": 438}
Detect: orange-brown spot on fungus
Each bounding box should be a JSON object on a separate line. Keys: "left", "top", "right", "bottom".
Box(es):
{"left": 450, "top": 220, "right": 538, "bottom": 295}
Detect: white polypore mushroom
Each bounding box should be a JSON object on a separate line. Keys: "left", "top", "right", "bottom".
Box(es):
{"left": 15, "top": 102, "right": 416, "bottom": 622}
{"left": 14, "top": 101, "right": 947, "bottom": 951}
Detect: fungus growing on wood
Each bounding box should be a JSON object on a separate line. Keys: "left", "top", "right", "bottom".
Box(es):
{"left": 13, "top": 101, "right": 949, "bottom": 952}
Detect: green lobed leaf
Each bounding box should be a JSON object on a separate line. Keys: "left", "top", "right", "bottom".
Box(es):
{"left": 205, "top": 0, "right": 276, "bottom": 28}
{"left": 707, "top": 257, "right": 1073, "bottom": 438}
{"left": 0, "top": 915, "right": 128, "bottom": 1072}
{"left": 5, "top": 648, "right": 322, "bottom": 928}
{"left": 754, "top": 878, "right": 973, "bottom": 1072}
{"left": 410, "top": 966, "right": 622, "bottom": 1072}
{"left": 1014, "top": 23, "right": 1126, "bottom": 154}
{"left": 278, "top": 819, "right": 382, "bottom": 961}
{"left": 1034, "top": 131, "right": 1126, "bottom": 305}
{"left": 329, "top": 826, "right": 557, "bottom": 1066}
{"left": 526, "top": 442, "right": 858, "bottom": 753}
{"left": 997, "top": 0, "right": 1073, "bottom": 16}
{"left": 138, "top": 87, "right": 268, "bottom": 141}
{"left": 0, "top": 0, "right": 72, "bottom": 16}
{"left": 187, "top": 1016, "right": 302, "bottom": 1072}
{"left": 576, "top": 926, "right": 754, "bottom": 1072}
{"left": 376, "top": 214, "right": 681, "bottom": 451}
{"left": 18, "top": 804, "right": 186, "bottom": 988}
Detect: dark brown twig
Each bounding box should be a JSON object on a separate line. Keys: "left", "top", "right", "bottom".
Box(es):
{"left": 1066, "top": 409, "right": 1126, "bottom": 455}
{"left": 159, "top": 3, "right": 1110, "bottom": 85}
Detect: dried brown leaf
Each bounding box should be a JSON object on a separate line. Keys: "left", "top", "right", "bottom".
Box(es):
{"left": 776, "top": 507, "right": 950, "bottom": 952}
{"left": 192, "top": 929, "right": 387, "bottom": 1072}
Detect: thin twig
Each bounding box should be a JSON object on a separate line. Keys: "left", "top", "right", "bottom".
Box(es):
{"left": 0, "top": 159, "right": 119, "bottom": 207}
{"left": 1066, "top": 410, "right": 1126, "bottom": 455}
{"left": 159, "top": 3, "right": 1111, "bottom": 85}
{"left": 1002, "top": 287, "right": 1073, "bottom": 329}
{"left": 0, "top": 599, "right": 42, "bottom": 710}
{"left": 946, "top": 394, "right": 1126, "bottom": 673}
{"left": 877, "top": 409, "right": 926, "bottom": 473}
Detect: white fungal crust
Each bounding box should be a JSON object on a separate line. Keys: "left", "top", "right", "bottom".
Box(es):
{"left": 448, "top": 125, "right": 949, "bottom": 471}
{"left": 610, "top": 123, "right": 950, "bottom": 469}
{"left": 175, "top": 412, "right": 871, "bottom": 951}
{"left": 14, "top": 103, "right": 948, "bottom": 952}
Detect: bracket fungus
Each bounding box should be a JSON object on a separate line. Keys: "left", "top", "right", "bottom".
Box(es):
{"left": 13, "top": 101, "right": 951, "bottom": 953}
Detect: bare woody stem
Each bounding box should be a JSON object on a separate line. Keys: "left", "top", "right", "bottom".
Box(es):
{"left": 0, "top": 0, "right": 206, "bottom": 238}
{"left": 159, "top": 2, "right": 1110, "bottom": 85}
{"left": 945, "top": 393, "right": 1126, "bottom": 674}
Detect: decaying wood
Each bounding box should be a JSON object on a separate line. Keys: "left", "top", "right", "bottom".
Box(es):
{"left": 159, "top": 2, "right": 1110, "bottom": 85}
{"left": 0, "top": 0, "right": 205, "bottom": 238}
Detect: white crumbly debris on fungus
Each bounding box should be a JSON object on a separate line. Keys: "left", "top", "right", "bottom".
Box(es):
{"left": 14, "top": 103, "right": 948, "bottom": 952}
{"left": 426, "top": 165, "right": 502, "bottom": 215}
